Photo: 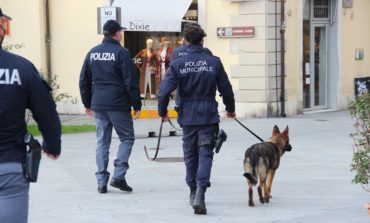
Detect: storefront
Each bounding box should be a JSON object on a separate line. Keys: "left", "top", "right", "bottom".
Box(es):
{"left": 112, "top": 0, "right": 196, "bottom": 100}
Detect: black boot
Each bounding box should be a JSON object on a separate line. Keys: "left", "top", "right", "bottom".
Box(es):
{"left": 192, "top": 187, "right": 207, "bottom": 215}
{"left": 189, "top": 187, "right": 196, "bottom": 206}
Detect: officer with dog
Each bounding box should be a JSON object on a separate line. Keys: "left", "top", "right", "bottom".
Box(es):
{"left": 171, "top": 23, "right": 213, "bottom": 111}
{"left": 79, "top": 20, "right": 141, "bottom": 194}
{"left": 158, "top": 24, "right": 235, "bottom": 215}
{"left": 0, "top": 8, "right": 61, "bottom": 223}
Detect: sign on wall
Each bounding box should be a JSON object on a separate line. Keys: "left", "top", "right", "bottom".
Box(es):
{"left": 343, "top": 0, "right": 353, "bottom": 8}
{"left": 217, "top": 26, "right": 254, "bottom": 38}
{"left": 97, "top": 7, "right": 121, "bottom": 34}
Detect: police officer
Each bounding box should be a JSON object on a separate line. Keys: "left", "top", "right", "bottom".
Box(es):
{"left": 171, "top": 23, "right": 213, "bottom": 111}
{"left": 79, "top": 20, "right": 141, "bottom": 194}
{"left": 0, "top": 8, "right": 61, "bottom": 223}
{"left": 158, "top": 24, "right": 236, "bottom": 215}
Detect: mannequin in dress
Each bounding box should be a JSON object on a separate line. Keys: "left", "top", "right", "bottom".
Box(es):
{"left": 157, "top": 37, "right": 173, "bottom": 81}
{"left": 134, "top": 38, "right": 158, "bottom": 99}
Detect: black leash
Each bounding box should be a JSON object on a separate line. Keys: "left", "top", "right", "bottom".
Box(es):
{"left": 144, "top": 121, "right": 163, "bottom": 161}
{"left": 234, "top": 118, "right": 264, "bottom": 142}
{"left": 168, "top": 119, "right": 182, "bottom": 132}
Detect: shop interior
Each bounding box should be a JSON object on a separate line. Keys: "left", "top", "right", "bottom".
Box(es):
{"left": 123, "top": 0, "right": 198, "bottom": 100}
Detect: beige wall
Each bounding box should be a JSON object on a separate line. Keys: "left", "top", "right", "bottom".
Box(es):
{"left": 49, "top": 0, "right": 103, "bottom": 111}
{"left": 285, "top": 0, "right": 303, "bottom": 115}
{"left": 1, "top": 0, "right": 46, "bottom": 70}
{"left": 204, "top": 0, "right": 239, "bottom": 85}
{"left": 203, "top": 0, "right": 239, "bottom": 115}
{"left": 340, "top": 0, "right": 370, "bottom": 108}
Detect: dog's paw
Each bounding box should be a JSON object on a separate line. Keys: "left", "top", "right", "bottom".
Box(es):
{"left": 248, "top": 200, "right": 255, "bottom": 207}
{"left": 269, "top": 194, "right": 272, "bottom": 198}
{"left": 259, "top": 197, "right": 265, "bottom": 204}
{"left": 264, "top": 197, "right": 270, "bottom": 203}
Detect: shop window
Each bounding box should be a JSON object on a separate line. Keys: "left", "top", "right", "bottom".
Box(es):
{"left": 123, "top": 1, "right": 198, "bottom": 100}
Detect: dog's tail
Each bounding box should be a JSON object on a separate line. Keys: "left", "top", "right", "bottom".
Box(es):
{"left": 243, "top": 172, "right": 257, "bottom": 185}
{"left": 243, "top": 153, "right": 259, "bottom": 185}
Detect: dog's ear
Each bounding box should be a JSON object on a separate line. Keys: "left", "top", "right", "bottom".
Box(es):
{"left": 282, "top": 126, "right": 289, "bottom": 136}
{"left": 272, "top": 125, "right": 280, "bottom": 135}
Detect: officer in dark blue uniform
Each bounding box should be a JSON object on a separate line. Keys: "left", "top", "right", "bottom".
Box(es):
{"left": 171, "top": 23, "right": 213, "bottom": 110}
{"left": 158, "top": 24, "right": 236, "bottom": 215}
{"left": 0, "top": 8, "right": 61, "bottom": 223}
{"left": 79, "top": 20, "right": 141, "bottom": 194}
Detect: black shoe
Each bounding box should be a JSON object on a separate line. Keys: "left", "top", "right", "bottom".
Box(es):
{"left": 189, "top": 188, "right": 196, "bottom": 206}
{"left": 110, "top": 179, "right": 133, "bottom": 192}
{"left": 193, "top": 187, "right": 207, "bottom": 215}
{"left": 97, "top": 186, "right": 107, "bottom": 194}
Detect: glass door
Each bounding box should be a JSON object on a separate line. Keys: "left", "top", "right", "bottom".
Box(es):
{"left": 303, "top": 23, "right": 328, "bottom": 110}
{"left": 311, "top": 25, "right": 327, "bottom": 108}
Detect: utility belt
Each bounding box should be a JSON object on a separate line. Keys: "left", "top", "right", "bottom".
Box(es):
{"left": 197, "top": 126, "right": 227, "bottom": 154}
{"left": 23, "top": 133, "right": 42, "bottom": 183}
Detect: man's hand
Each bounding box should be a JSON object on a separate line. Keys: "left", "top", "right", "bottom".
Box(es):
{"left": 161, "top": 115, "right": 169, "bottom": 122}
{"left": 133, "top": 110, "right": 141, "bottom": 120}
{"left": 226, "top": 112, "right": 236, "bottom": 118}
{"left": 43, "top": 151, "right": 59, "bottom": 160}
{"left": 85, "top": 108, "right": 93, "bottom": 117}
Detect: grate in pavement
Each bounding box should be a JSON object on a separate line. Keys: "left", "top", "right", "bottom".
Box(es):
{"left": 154, "top": 157, "right": 184, "bottom": 162}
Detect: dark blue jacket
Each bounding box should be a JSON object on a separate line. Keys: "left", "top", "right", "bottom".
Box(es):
{"left": 158, "top": 45, "right": 235, "bottom": 125}
{"left": 79, "top": 37, "right": 141, "bottom": 111}
{"left": 171, "top": 44, "right": 213, "bottom": 108}
{"left": 172, "top": 44, "right": 213, "bottom": 61}
{"left": 0, "top": 46, "right": 61, "bottom": 164}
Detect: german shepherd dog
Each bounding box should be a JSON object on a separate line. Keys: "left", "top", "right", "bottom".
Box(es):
{"left": 243, "top": 125, "right": 292, "bottom": 206}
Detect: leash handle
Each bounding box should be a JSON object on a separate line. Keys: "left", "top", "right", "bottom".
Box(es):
{"left": 234, "top": 118, "right": 264, "bottom": 142}
{"left": 168, "top": 119, "right": 182, "bottom": 132}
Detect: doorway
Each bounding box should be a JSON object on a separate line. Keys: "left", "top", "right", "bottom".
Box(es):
{"left": 302, "top": 0, "right": 337, "bottom": 110}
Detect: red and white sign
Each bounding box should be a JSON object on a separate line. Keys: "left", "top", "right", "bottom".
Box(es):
{"left": 217, "top": 26, "right": 254, "bottom": 38}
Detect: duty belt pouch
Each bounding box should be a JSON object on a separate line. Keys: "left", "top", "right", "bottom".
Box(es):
{"left": 24, "top": 133, "right": 42, "bottom": 182}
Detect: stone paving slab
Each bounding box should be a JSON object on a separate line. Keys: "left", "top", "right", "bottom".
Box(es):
{"left": 28, "top": 111, "right": 370, "bottom": 222}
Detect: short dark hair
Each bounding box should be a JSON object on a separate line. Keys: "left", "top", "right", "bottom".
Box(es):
{"left": 183, "top": 23, "right": 206, "bottom": 45}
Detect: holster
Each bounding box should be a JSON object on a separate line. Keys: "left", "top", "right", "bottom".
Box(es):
{"left": 24, "top": 133, "right": 42, "bottom": 183}
{"left": 197, "top": 127, "right": 227, "bottom": 154}
{"left": 215, "top": 129, "right": 227, "bottom": 153}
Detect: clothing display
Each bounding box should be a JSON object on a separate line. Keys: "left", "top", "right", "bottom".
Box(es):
{"left": 157, "top": 37, "right": 173, "bottom": 81}
{"left": 134, "top": 39, "right": 158, "bottom": 98}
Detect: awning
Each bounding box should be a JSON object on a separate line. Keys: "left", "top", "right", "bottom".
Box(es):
{"left": 112, "top": 0, "right": 192, "bottom": 32}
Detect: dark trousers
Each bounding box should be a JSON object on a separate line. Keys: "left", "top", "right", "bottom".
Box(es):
{"left": 182, "top": 124, "right": 218, "bottom": 188}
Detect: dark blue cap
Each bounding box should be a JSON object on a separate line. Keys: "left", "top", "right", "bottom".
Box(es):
{"left": 103, "top": 20, "right": 126, "bottom": 35}
{"left": 0, "top": 8, "right": 12, "bottom": 20}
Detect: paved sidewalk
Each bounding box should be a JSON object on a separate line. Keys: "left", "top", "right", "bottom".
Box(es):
{"left": 29, "top": 111, "right": 370, "bottom": 222}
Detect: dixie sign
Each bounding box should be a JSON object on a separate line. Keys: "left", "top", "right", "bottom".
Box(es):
{"left": 217, "top": 26, "right": 254, "bottom": 38}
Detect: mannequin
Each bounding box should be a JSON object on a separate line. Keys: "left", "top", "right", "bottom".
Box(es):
{"left": 134, "top": 38, "right": 158, "bottom": 99}
{"left": 157, "top": 37, "right": 173, "bottom": 81}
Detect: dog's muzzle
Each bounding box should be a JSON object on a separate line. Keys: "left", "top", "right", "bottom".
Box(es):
{"left": 285, "top": 143, "right": 292, "bottom": 152}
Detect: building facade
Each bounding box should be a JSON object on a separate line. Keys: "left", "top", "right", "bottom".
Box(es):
{"left": 2, "top": 0, "right": 369, "bottom": 117}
